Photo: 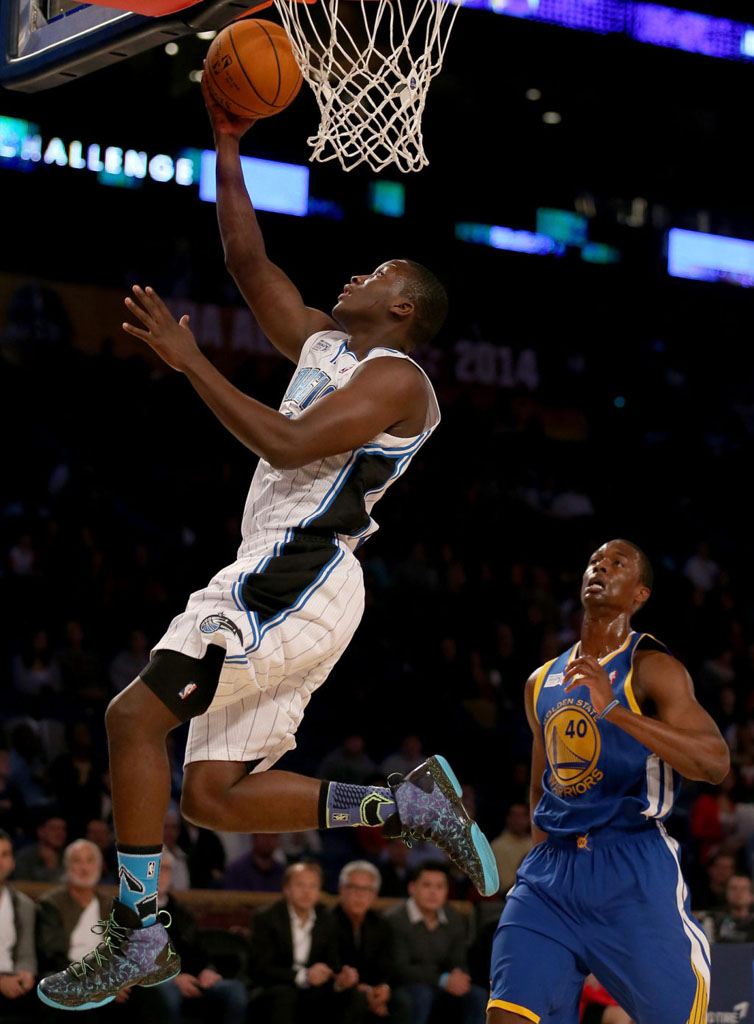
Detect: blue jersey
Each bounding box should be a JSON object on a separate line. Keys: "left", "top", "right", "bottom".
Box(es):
{"left": 532, "top": 631, "right": 681, "bottom": 836}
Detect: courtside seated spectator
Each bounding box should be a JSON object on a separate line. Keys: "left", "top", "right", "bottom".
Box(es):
{"left": 386, "top": 860, "right": 487, "bottom": 1024}
{"left": 36, "top": 839, "right": 109, "bottom": 976}
{"left": 0, "top": 829, "right": 37, "bottom": 1020}
{"left": 248, "top": 861, "right": 352, "bottom": 1024}
{"left": 333, "top": 860, "right": 394, "bottom": 1020}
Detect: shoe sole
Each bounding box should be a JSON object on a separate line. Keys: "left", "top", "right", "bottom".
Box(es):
{"left": 139, "top": 964, "right": 182, "bottom": 988}
{"left": 37, "top": 985, "right": 116, "bottom": 1012}
{"left": 430, "top": 754, "right": 500, "bottom": 898}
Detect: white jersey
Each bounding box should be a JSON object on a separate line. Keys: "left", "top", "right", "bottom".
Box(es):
{"left": 239, "top": 330, "right": 441, "bottom": 553}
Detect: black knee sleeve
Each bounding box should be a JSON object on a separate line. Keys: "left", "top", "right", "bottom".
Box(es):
{"left": 140, "top": 645, "right": 225, "bottom": 723}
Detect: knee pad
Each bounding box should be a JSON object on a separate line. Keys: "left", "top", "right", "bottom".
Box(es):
{"left": 140, "top": 645, "right": 224, "bottom": 723}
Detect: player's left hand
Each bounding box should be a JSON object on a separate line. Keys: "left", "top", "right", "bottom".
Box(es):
{"left": 563, "top": 655, "right": 616, "bottom": 714}
{"left": 122, "top": 285, "right": 202, "bottom": 374}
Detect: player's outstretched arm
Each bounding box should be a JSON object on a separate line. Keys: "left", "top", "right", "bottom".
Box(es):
{"left": 563, "top": 652, "right": 729, "bottom": 783}
{"left": 524, "top": 672, "right": 548, "bottom": 847}
{"left": 203, "top": 70, "right": 336, "bottom": 362}
{"left": 122, "top": 287, "right": 427, "bottom": 467}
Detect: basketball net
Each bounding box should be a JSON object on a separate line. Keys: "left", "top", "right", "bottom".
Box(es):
{"left": 271, "top": 0, "right": 463, "bottom": 173}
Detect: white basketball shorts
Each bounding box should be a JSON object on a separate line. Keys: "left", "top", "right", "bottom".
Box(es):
{"left": 148, "top": 529, "right": 365, "bottom": 769}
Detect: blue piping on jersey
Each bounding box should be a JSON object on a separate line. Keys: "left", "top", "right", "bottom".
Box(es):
{"left": 235, "top": 539, "right": 343, "bottom": 654}
{"left": 348, "top": 443, "right": 426, "bottom": 541}
{"left": 297, "top": 429, "right": 430, "bottom": 531}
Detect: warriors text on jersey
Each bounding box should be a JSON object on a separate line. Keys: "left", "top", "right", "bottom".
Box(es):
{"left": 240, "top": 330, "right": 440, "bottom": 552}
{"left": 532, "top": 631, "right": 680, "bottom": 836}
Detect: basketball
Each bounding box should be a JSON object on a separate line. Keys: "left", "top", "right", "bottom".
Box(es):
{"left": 205, "top": 19, "right": 303, "bottom": 119}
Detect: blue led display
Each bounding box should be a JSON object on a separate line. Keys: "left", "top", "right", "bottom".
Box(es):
{"left": 199, "top": 150, "right": 309, "bottom": 217}
{"left": 631, "top": 5, "right": 747, "bottom": 60}
{"left": 668, "top": 228, "right": 754, "bottom": 287}
{"left": 469, "top": 0, "right": 754, "bottom": 64}
{"left": 456, "top": 222, "right": 565, "bottom": 256}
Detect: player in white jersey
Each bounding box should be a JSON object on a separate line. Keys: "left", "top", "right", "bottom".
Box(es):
{"left": 37, "top": 69, "right": 499, "bottom": 1013}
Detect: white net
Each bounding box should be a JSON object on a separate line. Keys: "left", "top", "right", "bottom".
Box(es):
{"left": 271, "top": 0, "right": 463, "bottom": 173}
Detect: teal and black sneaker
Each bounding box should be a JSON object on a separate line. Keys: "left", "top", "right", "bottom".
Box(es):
{"left": 384, "top": 754, "right": 500, "bottom": 897}
{"left": 37, "top": 899, "right": 180, "bottom": 1011}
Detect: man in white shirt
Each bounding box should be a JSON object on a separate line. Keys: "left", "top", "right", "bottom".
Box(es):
{"left": 37, "top": 840, "right": 110, "bottom": 976}
{"left": 0, "top": 829, "right": 37, "bottom": 1016}
{"left": 248, "top": 862, "right": 356, "bottom": 1023}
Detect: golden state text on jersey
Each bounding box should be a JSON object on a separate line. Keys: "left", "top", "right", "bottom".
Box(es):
{"left": 533, "top": 632, "right": 680, "bottom": 836}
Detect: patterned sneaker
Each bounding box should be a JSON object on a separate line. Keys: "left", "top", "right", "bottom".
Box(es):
{"left": 384, "top": 754, "right": 500, "bottom": 897}
{"left": 37, "top": 899, "right": 180, "bottom": 1011}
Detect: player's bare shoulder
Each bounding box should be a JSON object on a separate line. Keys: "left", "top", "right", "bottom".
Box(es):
{"left": 631, "top": 648, "right": 692, "bottom": 707}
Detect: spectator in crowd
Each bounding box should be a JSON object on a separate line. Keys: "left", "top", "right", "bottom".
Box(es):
{"left": 0, "top": 749, "right": 25, "bottom": 839}
{"left": 379, "top": 839, "right": 412, "bottom": 898}
{"left": 332, "top": 860, "right": 394, "bottom": 1020}
{"left": 57, "top": 619, "right": 106, "bottom": 704}
{"left": 11, "top": 630, "right": 61, "bottom": 702}
{"left": 386, "top": 861, "right": 487, "bottom": 1024}
{"left": 49, "top": 722, "right": 104, "bottom": 838}
{"left": 692, "top": 851, "right": 737, "bottom": 912}
{"left": 184, "top": 822, "right": 227, "bottom": 890}
{"left": 129, "top": 850, "right": 248, "bottom": 1024}
{"left": 248, "top": 862, "right": 352, "bottom": 1024}
{"left": 380, "top": 736, "right": 425, "bottom": 779}
{"left": 36, "top": 839, "right": 110, "bottom": 976}
{"left": 108, "top": 629, "right": 150, "bottom": 695}
{"left": 317, "top": 735, "right": 378, "bottom": 785}
{"left": 7, "top": 723, "right": 53, "bottom": 812}
{"left": 700, "top": 874, "right": 754, "bottom": 944}
{"left": 223, "top": 833, "right": 285, "bottom": 892}
{"left": 84, "top": 819, "right": 118, "bottom": 885}
{"left": 0, "top": 829, "right": 37, "bottom": 1016}
{"left": 162, "top": 806, "right": 190, "bottom": 890}
{"left": 12, "top": 813, "right": 66, "bottom": 883}
{"left": 684, "top": 542, "right": 719, "bottom": 593}
{"left": 490, "top": 803, "right": 532, "bottom": 894}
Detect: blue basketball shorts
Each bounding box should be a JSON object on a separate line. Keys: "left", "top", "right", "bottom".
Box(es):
{"left": 488, "top": 824, "right": 710, "bottom": 1024}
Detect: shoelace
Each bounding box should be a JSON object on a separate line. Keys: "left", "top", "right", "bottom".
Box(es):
{"left": 68, "top": 913, "right": 129, "bottom": 978}
{"left": 68, "top": 908, "right": 176, "bottom": 978}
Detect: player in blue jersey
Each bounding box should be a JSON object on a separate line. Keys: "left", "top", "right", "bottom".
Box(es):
{"left": 488, "top": 538, "right": 729, "bottom": 1024}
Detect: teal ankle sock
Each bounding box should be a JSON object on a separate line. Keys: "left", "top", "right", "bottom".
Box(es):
{"left": 116, "top": 844, "right": 162, "bottom": 926}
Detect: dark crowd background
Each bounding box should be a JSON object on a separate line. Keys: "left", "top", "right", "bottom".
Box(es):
{"left": 3, "top": 0, "right": 754, "bottom": 918}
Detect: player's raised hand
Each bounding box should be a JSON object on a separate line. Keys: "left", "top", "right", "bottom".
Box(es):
{"left": 201, "top": 62, "right": 257, "bottom": 139}
{"left": 122, "top": 285, "right": 201, "bottom": 374}
{"left": 563, "top": 655, "right": 615, "bottom": 714}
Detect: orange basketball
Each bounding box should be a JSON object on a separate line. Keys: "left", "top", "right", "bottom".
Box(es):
{"left": 206, "top": 19, "right": 303, "bottom": 119}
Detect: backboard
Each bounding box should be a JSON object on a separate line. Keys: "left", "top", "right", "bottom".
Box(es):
{"left": 1, "top": 0, "right": 266, "bottom": 91}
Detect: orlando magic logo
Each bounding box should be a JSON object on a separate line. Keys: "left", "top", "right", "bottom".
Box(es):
{"left": 199, "top": 614, "right": 243, "bottom": 645}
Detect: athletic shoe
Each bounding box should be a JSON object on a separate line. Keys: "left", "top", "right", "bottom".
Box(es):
{"left": 37, "top": 899, "right": 180, "bottom": 1011}
{"left": 384, "top": 754, "right": 500, "bottom": 897}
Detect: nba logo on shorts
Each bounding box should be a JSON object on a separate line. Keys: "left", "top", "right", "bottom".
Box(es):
{"left": 147, "top": 861, "right": 156, "bottom": 878}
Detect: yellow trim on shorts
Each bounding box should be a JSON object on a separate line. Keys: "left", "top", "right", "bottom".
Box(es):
{"left": 687, "top": 962, "right": 707, "bottom": 1024}
{"left": 487, "top": 999, "right": 541, "bottom": 1022}
{"left": 532, "top": 657, "right": 558, "bottom": 724}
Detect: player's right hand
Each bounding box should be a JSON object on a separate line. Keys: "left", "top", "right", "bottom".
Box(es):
{"left": 201, "top": 62, "right": 257, "bottom": 139}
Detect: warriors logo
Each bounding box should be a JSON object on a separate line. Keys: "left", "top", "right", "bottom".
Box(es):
{"left": 544, "top": 702, "right": 603, "bottom": 798}
{"left": 199, "top": 614, "right": 243, "bottom": 645}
